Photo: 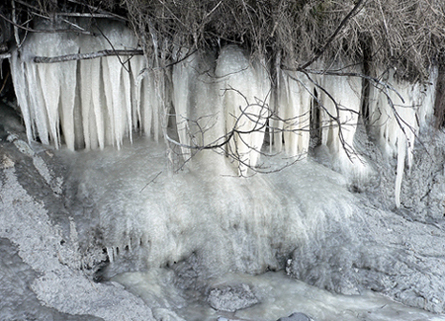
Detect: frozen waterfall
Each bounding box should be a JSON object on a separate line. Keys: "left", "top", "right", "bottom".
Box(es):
{"left": 4, "top": 17, "right": 445, "bottom": 321}
{"left": 9, "top": 20, "right": 438, "bottom": 205}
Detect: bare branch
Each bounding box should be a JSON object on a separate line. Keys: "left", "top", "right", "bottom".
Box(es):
{"left": 55, "top": 12, "right": 127, "bottom": 20}
{"left": 33, "top": 49, "right": 143, "bottom": 63}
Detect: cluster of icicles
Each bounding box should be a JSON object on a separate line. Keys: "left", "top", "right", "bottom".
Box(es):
{"left": 10, "top": 20, "right": 438, "bottom": 207}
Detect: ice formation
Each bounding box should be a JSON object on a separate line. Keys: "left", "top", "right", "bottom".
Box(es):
{"left": 10, "top": 20, "right": 151, "bottom": 151}
{"left": 215, "top": 46, "right": 271, "bottom": 175}
{"left": 368, "top": 68, "right": 438, "bottom": 207}
{"left": 318, "top": 67, "right": 362, "bottom": 161}
{"left": 10, "top": 22, "right": 78, "bottom": 149}
{"left": 70, "top": 138, "right": 357, "bottom": 276}
{"left": 272, "top": 68, "right": 312, "bottom": 158}
{"left": 171, "top": 49, "right": 220, "bottom": 160}
{"left": 9, "top": 20, "right": 439, "bottom": 204}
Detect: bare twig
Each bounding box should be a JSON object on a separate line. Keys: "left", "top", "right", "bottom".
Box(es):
{"left": 0, "top": 71, "right": 10, "bottom": 94}
{"left": 0, "top": 12, "right": 92, "bottom": 35}
{"left": 11, "top": 0, "right": 21, "bottom": 48}
{"left": 55, "top": 12, "right": 127, "bottom": 20}
{"left": 140, "top": 171, "right": 163, "bottom": 192}
{"left": 66, "top": 0, "right": 128, "bottom": 21}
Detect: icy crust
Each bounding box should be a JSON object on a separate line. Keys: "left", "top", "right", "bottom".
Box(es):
{"left": 66, "top": 136, "right": 445, "bottom": 317}
{"left": 68, "top": 138, "right": 356, "bottom": 278}
{"left": 0, "top": 238, "right": 102, "bottom": 321}
{"left": 10, "top": 20, "right": 439, "bottom": 206}
{"left": 116, "top": 271, "right": 445, "bottom": 321}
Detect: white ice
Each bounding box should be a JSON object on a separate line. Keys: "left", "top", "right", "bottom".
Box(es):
{"left": 9, "top": 23, "right": 438, "bottom": 204}
{"left": 69, "top": 137, "right": 355, "bottom": 276}
{"left": 11, "top": 20, "right": 146, "bottom": 151}
{"left": 274, "top": 69, "right": 312, "bottom": 158}
{"left": 215, "top": 46, "right": 271, "bottom": 176}
{"left": 368, "top": 68, "right": 437, "bottom": 207}
{"left": 66, "top": 136, "right": 444, "bottom": 321}
{"left": 114, "top": 270, "right": 445, "bottom": 321}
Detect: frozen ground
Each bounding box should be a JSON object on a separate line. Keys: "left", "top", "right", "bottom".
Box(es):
{"left": 1, "top": 101, "right": 445, "bottom": 321}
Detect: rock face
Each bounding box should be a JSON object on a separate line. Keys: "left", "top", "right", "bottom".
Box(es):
{"left": 287, "top": 127, "right": 445, "bottom": 313}
{"left": 0, "top": 237, "right": 102, "bottom": 321}
{"left": 0, "top": 104, "right": 155, "bottom": 321}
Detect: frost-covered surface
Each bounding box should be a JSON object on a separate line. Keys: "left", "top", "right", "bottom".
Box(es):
{"left": 1, "top": 100, "right": 445, "bottom": 320}
{"left": 66, "top": 134, "right": 445, "bottom": 316}
{"left": 0, "top": 238, "right": 102, "bottom": 321}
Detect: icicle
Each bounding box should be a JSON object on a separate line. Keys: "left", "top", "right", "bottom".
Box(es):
{"left": 195, "top": 54, "right": 225, "bottom": 147}
{"left": 172, "top": 49, "right": 196, "bottom": 158}
{"left": 107, "top": 247, "right": 115, "bottom": 263}
{"left": 141, "top": 73, "right": 154, "bottom": 138}
{"left": 11, "top": 21, "right": 79, "bottom": 150}
{"left": 368, "top": 68, "right": 425, "bottom": 207}
{"left": 146, "top": 23, "right": 166, "bottom": 144}
{"left": 395, "top": 132, "right": 406, "bottom": 208}
{"left": 90, "top": 55, "right": 104, "bottom": 149}
{"left": 24, "top": 35, "right": 50, "bottom": 146}
{"left": 276, "top": 69, "right": 312, "bottom": 158}
{"left": 319, "top": 67, "right": 361, "bottom": 158}
{"left": 58, "top": 39, "right": 79, "bottom": 151}
{"left": 79, "top": 37, "right": 94, "bottom": 150}
{"left": 215, "top": 46, "right": 270, "bottom": 176}
{"left": 110, "top": 59, "right": 126, "bottom": 149}
{"left": 9, "top": 50, "right": 33, "bottom": 144}
{"left": 122, "top": 59, "right": 133, "bottom": 143}
{"left": 418, "top": 66, "right": 438, "bottom": 129}
{"left": 38, "top": 41, "right": 62, "bottom": 148}
{"left": 270, "top": 52, "right": 283, "bottom": 153}
{"left": 130, "top": 55, "right": 147, "bottom": 132}
{"left": 172, "top": 49, "right": 223, "bottom": 152}
{"left": 250, "top": 59, "right": 271, "bottom": 167}
{"left": 10, "top": 19, "right": 145, "bottom": 150}
{"left": 153, "top": 68, "right": 165, "bottom": 144}
{"left": 100, "top": 24, "right": 131, "bottom": 149}
{"left": 19, "top": 22, "right": 79, "bottom": 149}
{"left": 76, "top": 27, "right": 109, "bottom": 150}
{"left": 134, "top": 64, "right": 162, "bottom": 143}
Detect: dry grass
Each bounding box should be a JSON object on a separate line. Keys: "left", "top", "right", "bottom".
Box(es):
{"left": 6, "top": 0, "right": 445, "bottom": 78}
{"left": 122, "top": 1, "right": 444, "bottom": 74}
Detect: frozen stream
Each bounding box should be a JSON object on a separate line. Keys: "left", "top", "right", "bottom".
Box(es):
{"left": 115, "top": 270, "right": 445, "bottom": 321}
